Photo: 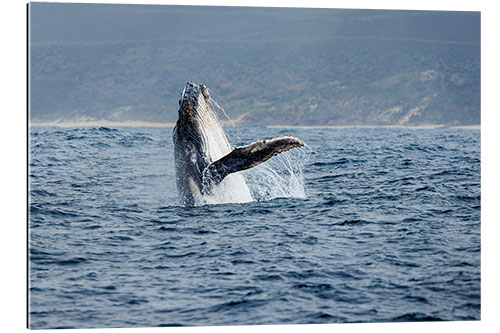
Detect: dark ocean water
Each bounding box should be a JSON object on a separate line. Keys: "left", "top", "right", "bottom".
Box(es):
{"left": 28, "top": 126, "right": 480, "bottom": 329}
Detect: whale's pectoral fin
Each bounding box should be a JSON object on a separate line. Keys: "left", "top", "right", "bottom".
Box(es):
{"left": 202, "top": 136, "right": 304, "bottom": 187}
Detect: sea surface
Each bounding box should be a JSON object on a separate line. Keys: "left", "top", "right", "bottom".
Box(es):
{"left": 28, "top": 126, "right": 480, "bottom": 329}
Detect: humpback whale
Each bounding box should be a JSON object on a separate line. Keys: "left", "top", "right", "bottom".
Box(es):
{"left": 173, "top": 82, "right": 304, "bottom": 206}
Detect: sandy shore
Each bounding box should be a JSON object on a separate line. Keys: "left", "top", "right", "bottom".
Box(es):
{"left": 29, "top": 121, "right": 480, "bottom": 130}
{"left": 29, "top": 120, "right": 176, "bottom": 128}
{"left": 268, "top": 124, "right": 481, "bottom": 130}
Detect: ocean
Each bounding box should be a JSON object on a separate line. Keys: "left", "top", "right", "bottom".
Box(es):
{"left": 28, "top": 126, "right": 480, "bottom": 329}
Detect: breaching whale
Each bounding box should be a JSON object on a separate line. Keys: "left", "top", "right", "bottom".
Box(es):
{"left": 173, "top": 82, "right": 304, "bottom": 206}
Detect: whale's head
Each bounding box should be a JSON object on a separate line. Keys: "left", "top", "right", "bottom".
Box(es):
{"left": 174, "top": 82, "right": 231, "bottom": 164}
{"left": 178, "top": 82, "right": 213, "bottom": 123}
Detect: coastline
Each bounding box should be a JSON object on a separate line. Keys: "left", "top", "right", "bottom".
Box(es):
{"left": 267, "top": 124, "right": 481, "bottom": 130}
{"left": 29, "top": 120, "right": 177, "bottom": 128}
{"left": 29, "top": 121, "right": 481, "bottom": 130}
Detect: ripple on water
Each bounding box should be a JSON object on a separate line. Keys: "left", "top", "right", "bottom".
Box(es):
{"left": 28, "top": 127, "right": 480, "bottom": 328}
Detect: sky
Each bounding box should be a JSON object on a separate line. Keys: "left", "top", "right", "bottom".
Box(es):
{"left": 29, "top": 2, "right": 479, "bottom": 44}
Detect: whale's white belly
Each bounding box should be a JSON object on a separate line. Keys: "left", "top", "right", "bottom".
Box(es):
{"left": 196, "top": 173, "right": 253, "bottom": 206}
{"left": 192, "top": 112, "right": 253, "bottom": 205}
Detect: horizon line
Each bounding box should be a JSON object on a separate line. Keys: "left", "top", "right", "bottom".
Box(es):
{"left": 28, "top": 120, "right": 480, "bottom": 130}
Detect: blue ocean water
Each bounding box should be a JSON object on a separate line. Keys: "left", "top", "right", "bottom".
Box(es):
{"left": 28, "top": 126, "right": 480, "bottom": 329}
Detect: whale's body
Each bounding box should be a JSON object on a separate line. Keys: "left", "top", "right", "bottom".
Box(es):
{"left": 173, "top": 82, "right": 303, "bottom": 206}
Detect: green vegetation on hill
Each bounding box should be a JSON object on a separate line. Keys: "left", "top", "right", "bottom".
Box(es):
{"left": 29, "top": 5, "right": 480, "bottom": 126}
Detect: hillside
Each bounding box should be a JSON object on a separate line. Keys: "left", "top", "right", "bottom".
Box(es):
{"left": 29, "top": 4, "right": 480, "bottom": 126}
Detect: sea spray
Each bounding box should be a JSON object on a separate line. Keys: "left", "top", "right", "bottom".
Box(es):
{"left": 208, "top": 97, "right": 234, "bottom": 128}
{"left": 207, "top": 92, "right": 310, "bottom": 203}
{"left": 244, "top": 144, "right": 311, "bottom": 201}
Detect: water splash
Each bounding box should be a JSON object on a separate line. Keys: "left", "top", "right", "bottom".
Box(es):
{"left": 243, "top": 144, "right": 311, "bottom": 201}
{"left": 207, "top": 91, "right": 310, "bottom": 203}
{"left": 208, "top": 97, "right": 234, "bottom": 129}
{"left": 198, "top": 139, "right": 311, "bottom": 205}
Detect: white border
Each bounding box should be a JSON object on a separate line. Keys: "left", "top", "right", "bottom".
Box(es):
{"left": 2, "top": 1, "right": 498, "bottom": 333}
